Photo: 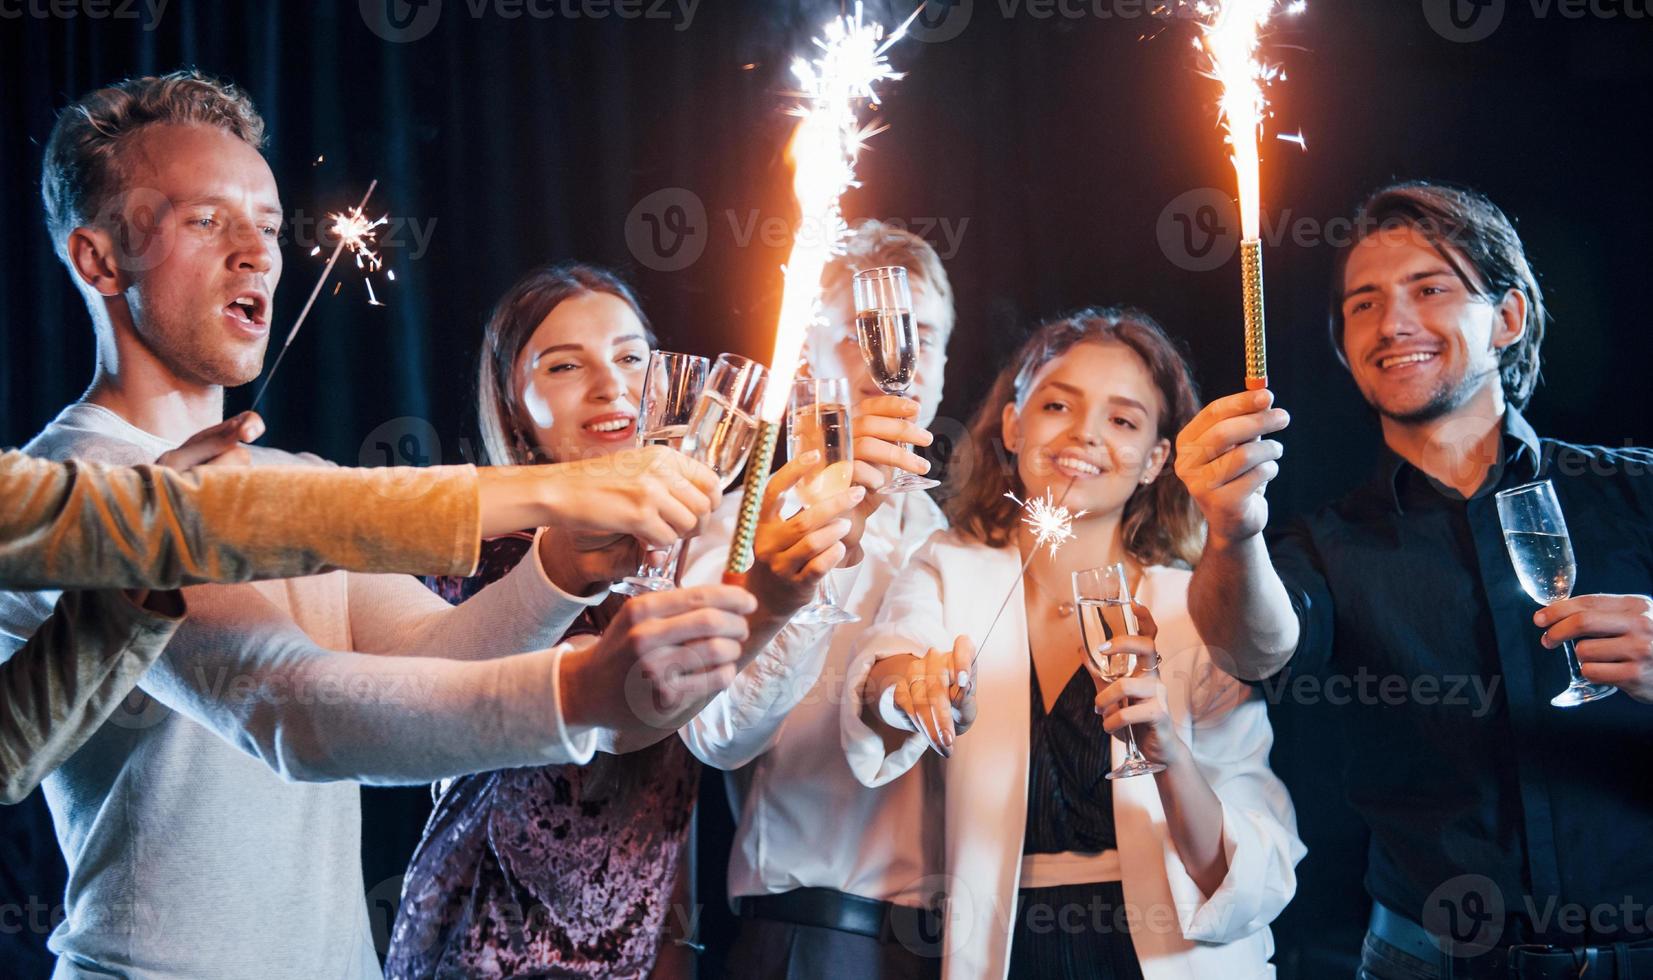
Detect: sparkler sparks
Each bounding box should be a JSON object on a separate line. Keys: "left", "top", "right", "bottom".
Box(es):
{"left": 757, "top": 1, "right": 920, "bottom": 426}
{"left": 1193, "top": 1, "right": 1305, "bottom": 390}
{"left": 726, "top": 3, "right": 918, "bottom": 579}
{"left": 966, "top": 477, "right": 1085, "bottom": 682}
{"left": 1005, "top": 489, "right": 1088, "bottom": 557}
{"left": 250, "top": 180, "right": 387, "bottom": 410}
{"left": 1194, "top": 0, "right": 1304, "bottom": 241}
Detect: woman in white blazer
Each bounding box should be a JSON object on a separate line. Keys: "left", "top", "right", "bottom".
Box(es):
{"left": 842, "top": 308, "right": 1305, "bottom": 980}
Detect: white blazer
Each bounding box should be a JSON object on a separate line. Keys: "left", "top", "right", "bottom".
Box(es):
{"left": 842, "top": 529, "right": 1306, "bottom": 980}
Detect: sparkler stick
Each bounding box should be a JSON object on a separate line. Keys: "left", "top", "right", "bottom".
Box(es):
{"left": 724, "top": 3, "right": 919, "bottom": 582}
{"left": 1197, "top": 1, "right": 1304, "bottom": 390}
{"left": 965, "top": 478, "right": 1085, "bottom": 685}
{"left": 250, "top": 180, "right": 381, "bottom": 410}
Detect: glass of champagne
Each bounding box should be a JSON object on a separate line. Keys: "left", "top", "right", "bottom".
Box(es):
{"left": 1495, "top": 480, "right": 1617, "bottom": 707}
{"left": 852, "top": 266, "right": 938, "bottom": 494}
{"left": 787, "top": 378, "right": 858, "bottom": 626}
{"left": 614, "top": 350, "right": 711, "bottom": 595}
{"left": 1073, "top": 562, "right": 1166, "bottom": 780}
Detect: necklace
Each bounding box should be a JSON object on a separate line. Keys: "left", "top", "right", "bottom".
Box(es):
{"left": 1023, "top": 568, "right": 1075, "bottom": 618}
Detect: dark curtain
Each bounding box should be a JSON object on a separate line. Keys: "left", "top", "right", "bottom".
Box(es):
{"left": 4, "top": 1, "right": 1651, "bottom": 976}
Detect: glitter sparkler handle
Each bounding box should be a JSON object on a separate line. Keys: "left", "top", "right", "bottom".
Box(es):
{"left": 1241, "top": 238, "right": 1267, "bottom": 391}
{"left": 723, "top": 420, "right": 782, "bottom": 585}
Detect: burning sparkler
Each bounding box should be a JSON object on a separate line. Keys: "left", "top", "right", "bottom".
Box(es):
{"left": 1008, "top": 488, "right": 1088, "bottom": 557}
{"left": 1194, "top": 0, "right": 1305, "bottom": 390}
{"left": 965, "top": 479, "right": 1086, "bottom": 684}
{"left": 723, "top": 3, "right": 920, "bottom": 581}
{"left": 251, "top": 181, "right": 386, "bottom": 410}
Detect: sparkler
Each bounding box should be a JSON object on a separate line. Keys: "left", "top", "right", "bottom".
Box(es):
{"left": 723, "top": 3, "right": 920, "bottom": 581}
{"left": 1195, "top": 0, "right": 1304, "bottom": 390}
{"left": 966, "top": 479, "right": 1086, "bottom": 683}
{"left": 250, "top": 180, "right": 384, "bottom": 410}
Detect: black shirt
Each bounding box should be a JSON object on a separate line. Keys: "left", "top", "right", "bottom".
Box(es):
{"left": 1024, "top": 665, "right": 1117, "bottom": 856}
{"left": 1266, "top": 410, "right": 1653, "bottom": 945}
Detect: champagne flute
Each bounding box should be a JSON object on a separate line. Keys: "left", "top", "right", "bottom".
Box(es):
{"left": 1073, "top": 562, "right": 1166, "bottom": 779}
{"left": 787, "top": 378, "right": 859, "bottom": 626}
{"left": 852, "top": 266, "right": 938, "bottom": 494}
{"left": 1495, "top": 480, "right": 1617, "bottom": 707}
{"left": 614, "top": 351, "right": 711, "bottom": 596}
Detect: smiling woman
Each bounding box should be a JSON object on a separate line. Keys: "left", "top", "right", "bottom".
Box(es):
{"left": 476, "top": 262, "right": 658, "bottom": 466}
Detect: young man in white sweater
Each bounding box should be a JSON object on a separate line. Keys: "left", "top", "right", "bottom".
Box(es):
{"left": 0, "top": 69, "right": 754, "bottom": 979}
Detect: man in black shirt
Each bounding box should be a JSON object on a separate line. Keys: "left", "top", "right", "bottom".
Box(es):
{"left": 1176, "top": 181, "right": 1653, "bottom": 979}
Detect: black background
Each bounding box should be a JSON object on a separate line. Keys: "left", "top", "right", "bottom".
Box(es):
{"left": 3, "top": 0, "right": 1650, "bottom": 975}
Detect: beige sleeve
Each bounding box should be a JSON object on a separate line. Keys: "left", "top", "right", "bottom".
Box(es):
{"left": 0, "top": 589, "right": 183, "bottom": 803}
{"left": 0, "top": 452, "right": 481, "bottom": 591}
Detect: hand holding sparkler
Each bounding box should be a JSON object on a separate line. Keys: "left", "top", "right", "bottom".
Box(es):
{"left": 861, "top": 481, "right": 1084, "bottom": 757}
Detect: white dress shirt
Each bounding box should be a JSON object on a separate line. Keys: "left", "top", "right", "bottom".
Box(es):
{"left": 678, "top": 489, "right": 949, "bottom": 909}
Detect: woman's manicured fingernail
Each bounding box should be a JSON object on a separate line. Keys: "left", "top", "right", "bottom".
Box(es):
{"left": 850, "top": 486, "right": 866, "bottom": 502}
{"left": 957, "top": 670, "right": 970, "bottom": 690}
{"left": 1098, "top": 641, "right": 1112, "bottom": 653}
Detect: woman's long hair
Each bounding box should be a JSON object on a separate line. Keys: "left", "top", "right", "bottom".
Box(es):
{"left": 475, "top": 262, "right": 656, "bottom": 466}
{"left": 944, "top": 307, "right": 1206, "bottom": 569}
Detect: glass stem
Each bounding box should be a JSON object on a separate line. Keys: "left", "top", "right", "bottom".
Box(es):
{"left": 817, "top": 573, "right": 840, "bottom": 609}
{"left": 1561, "top": 638, "right": 1590, "bottom": 686}
{"left": 1123, "top": 719, "right": 1145, "bottom": 762}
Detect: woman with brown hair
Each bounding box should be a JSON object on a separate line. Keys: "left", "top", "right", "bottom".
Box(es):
{"left": 843, "top": 308, "right": 1304, "bottom": 979}
{"left": 385, "top": 262, "right": 865, "bottom": 979}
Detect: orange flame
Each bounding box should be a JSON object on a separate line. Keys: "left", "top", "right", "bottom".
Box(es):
{"left": 1196, "top": 0, "right": 1303, "bottom": 242}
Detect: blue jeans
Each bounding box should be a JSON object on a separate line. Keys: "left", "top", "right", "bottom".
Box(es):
{"left": 1358, "top": 932, "right": 1442, "bottom": 980}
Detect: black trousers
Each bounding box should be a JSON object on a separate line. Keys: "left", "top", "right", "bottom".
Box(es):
{"left": 1007, "top": 881, "right": 1145, "bottom": 980}
{"left": 723, "top": 916, "right": 941, "bottom": 980}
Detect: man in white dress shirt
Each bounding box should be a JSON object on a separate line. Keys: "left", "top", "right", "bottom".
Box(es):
{"left": 680, "top": 221, "right": 957, "bottom": 979}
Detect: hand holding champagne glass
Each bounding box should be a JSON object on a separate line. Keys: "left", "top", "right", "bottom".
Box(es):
{"left": 1074, "top": 562, "right": 1166, "bottom": 779}
{"left": 786, "top": 377, "right": 858, "bottom": 625}
{"left": 1496, "top": 480, "right": 1617, "bottom": 707}
{"left": 853, "top": 266, "right": 938, "bottom": 494}
{"left": 614, "top": 351, "right": 711, "bottom": 596}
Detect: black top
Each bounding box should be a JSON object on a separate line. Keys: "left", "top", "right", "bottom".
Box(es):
{"left": 1266, "top": 410, "right": 1653, "bottom": 945}
{"left": 1024, "top": 663, "right": 1117, "bottom": 856}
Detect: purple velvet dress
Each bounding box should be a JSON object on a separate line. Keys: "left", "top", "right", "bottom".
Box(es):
{"left": 384, "top": 534, "right": 699, "bottom": 979}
